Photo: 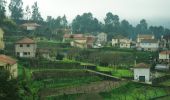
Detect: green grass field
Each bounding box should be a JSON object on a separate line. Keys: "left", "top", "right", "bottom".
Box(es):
{"left": 159, "top": 79, "right": 170, "bottom": 86}
{"left": 97, "top": 66, "right": 133, "bottom": 78}
{"left": 100, "top": 82, "right": 169, "bottom": 100}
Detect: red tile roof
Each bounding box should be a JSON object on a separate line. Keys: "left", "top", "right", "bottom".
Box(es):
{"left": 160, "top": 51, "right": 170, "bottom": 55}
{"left": 0, "top": 55, "right": 16, "bottom": 65}
{"left": 63, "top": 34, "right": 84, "bottom": 38}
{"left": 16, "top": 37, "right": 36, "bottom": 44}
{"left": 134, "top": 63, "right": 150, "bottom": 68}
{"left": 138, "top": 34, "right": 154, "bottom": 39}
{"left": 21, "top": 23, "right": 40, "bottom": 27}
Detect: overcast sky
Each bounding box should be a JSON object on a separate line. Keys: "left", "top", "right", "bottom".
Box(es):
{"left": 6, "top": 0, "right": 170, "bottom": 28}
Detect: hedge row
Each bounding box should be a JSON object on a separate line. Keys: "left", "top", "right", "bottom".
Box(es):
{"left": 152, "top": 75, "right": 170, "bottom": 85}
{"left": 32, "top": 70, "right": 96, "bottom": 80}
{"left": 19, "top": 58, "right": 82, "bottom": 69}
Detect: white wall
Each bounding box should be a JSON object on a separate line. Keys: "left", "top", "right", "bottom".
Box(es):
{"left": 159, "top": 54, "right": 170, "bottom": 60}
{"left": 27, "top": 26, "right": 36, "bottom": 31}
{"left": 134, "top": 68, "right": 150, "bottom": 82}
{"left": 112, "top": 39, "right": 118, "bottom": 46}
{"left": 120, "top": 43, "right": 131, "bottom": 48}
{"left": 140, "top": 43, "right": 159, "bottom": 49}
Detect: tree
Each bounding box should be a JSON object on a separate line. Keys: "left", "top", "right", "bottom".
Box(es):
{"left": 135, "top": 19, "right": 148, "bottom": 34}
{"left": 56, "top": 53, "right": 64, "bottom": 60}
{"left": 9, "top": 0, "right": 23, "bottom": 20}
{"left": 25, "top": 5, "right": 31, "bottom": 20}
{"left": 104, "top": 12, "right": 120, "bottom": 40}
{"left": 149, "top": 26, "right": 164, "bottom": 39}
{"left": 72, "top": 12, "right": 102, "bottom": 33}
{"left": 0, "top": 69, "right": 20, "bottom": 100}
{"left": 0, "top": 0, "right": 6, "bottom": 22}
{"left": 61, "top": 15, "right": 68, "bottom": 28}
{"left": 120, "top": 19, "right": 133, "bottom": 37}
{"left": 31, "top": 2, "right": 43, "bottom": 22}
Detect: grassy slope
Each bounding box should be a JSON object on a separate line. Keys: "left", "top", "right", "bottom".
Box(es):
{"left": 97, "top": 66, "right": 133, "bottom": 78}
{"left": 101, "top": 82, "right": 169, "bottom": 100}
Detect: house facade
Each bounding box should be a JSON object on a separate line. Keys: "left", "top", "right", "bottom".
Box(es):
{"left": 15, "top": 37, "right": 37, "bottom": 58}
{"left": 159, "top": 50, "right": 170, "bottom": 62}
{"left": 134, "top": 63, "right": 151, "bottom": 83}
{"left": 0, "top": 55, "right": 18, "bottom": 78}
{"left": 0, "top": 28, "right": 4, "bottom": 50}
{"left": 138, "top": 39, "right": 159, "bottom": 51}
{"left": 119, "top": 38, "right": 132, "bottom": 48}
{"left": 21, "top": 23, "right": 40, "bottom": 31}
{"left": 112, "top": 38, "right": 132, "bottom": 48}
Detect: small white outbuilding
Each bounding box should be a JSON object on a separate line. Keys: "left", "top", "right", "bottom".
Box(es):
{"left": 134, "top": 63, "right": 151, "bottom": 83}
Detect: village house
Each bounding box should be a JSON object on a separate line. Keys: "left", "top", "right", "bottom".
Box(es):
{"left": 0, "top": 28, "right": 4, "bottom": 50}
{"left": 159, "top": 50, "right": 170, "bottom": 62}
{"left": 63, "top": 34, "right": 84, "bottom": 42}
{"left": 15, "top": 37, "right": 37, "bottom": 58}
{"left": 96, "top": 32, "right": 107, "bottom": 46}
{"left": 138, "top": 39, "right": 159, "bottom": 51}
{"left": 134, "top": 63, "right": 151, "bottom": 83}
{"left": 136, "top": 34, "right": 158, "bottom": 51}
{"left": 71, "top": 36, "right": 96, "bottom": 49}
{"left": 112, "top": 38, "right": 132, "bottom": 48}
{"left": 0, "top": 55, "right": 18, "bottom": 78}
{"left": 21, "top": 22, "right": 40, "bottom": 31}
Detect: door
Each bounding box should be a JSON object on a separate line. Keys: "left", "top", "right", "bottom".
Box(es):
{"left": 20, "top": 52, "right": 23, "bottom": 57}
{"left": 139, "top": 76, "right": 145, "bottom": 82}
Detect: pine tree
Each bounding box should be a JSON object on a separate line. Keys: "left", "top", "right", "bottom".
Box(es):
{"left": 25, "top": 5, "right": 31, "bottom": 20}
{"left": 0, "top": 0, "right": 6, "bottom": 22}
{"left": 31, "top": 2, "right": 43, "bottom": 22}
{"left": 9, "top": 0, "right": 23, "bottom": 20}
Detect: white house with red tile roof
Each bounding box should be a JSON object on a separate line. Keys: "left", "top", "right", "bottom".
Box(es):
{"left": 0, "top": 55, "right": 18, "bottom": 78}
{"left": 134, "top": 63, "right": 151, "bottom": 83}
{"left": 15, "top": 37, "right": 37, "bottom": 58}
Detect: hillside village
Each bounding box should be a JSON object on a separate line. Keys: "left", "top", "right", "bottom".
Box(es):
{"left": 0, "top": 20, "right": 170, "bottom": 99}
{"left": 0, "top": 0, "right": 170, "bottom": 100}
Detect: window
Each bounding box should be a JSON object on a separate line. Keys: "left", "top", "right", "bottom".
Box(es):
{"left": 27, "top": 44, "right": 30, "bottom": 47}
{"left": 28, "top": 52, "right": 30, "bottom": 55}
{"left": 20, "top": 44, "right": 23, "bottom": 47}
{"left": 17, "top": 52, "right": 20, "bottom": 56}
{"left": 23, "top": 52, "right": 27, "bottom": 55}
